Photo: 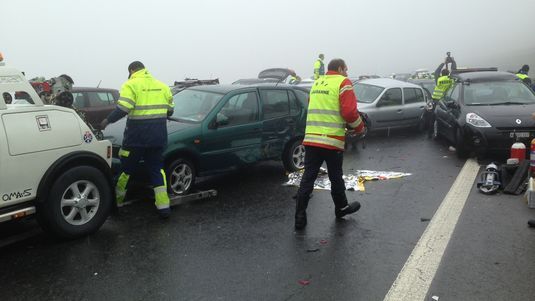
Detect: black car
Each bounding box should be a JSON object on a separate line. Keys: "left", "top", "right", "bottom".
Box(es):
{"left": 433, "top": 70, "right": 535, "bottom": 157}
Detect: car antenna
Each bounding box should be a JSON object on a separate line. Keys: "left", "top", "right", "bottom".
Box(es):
{"left": 96, "top": 80, "right": 102, "bottom": 88}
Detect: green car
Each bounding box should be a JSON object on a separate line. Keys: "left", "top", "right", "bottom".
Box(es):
{"left": 105, "top": 84, "right": 309, "bottom": 195}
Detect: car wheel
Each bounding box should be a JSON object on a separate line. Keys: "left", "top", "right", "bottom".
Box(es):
{"left": 455, "top": 127, "right": 470, "bottom": 159}
{"left": 36, "top": 166, "right": 112, "bottom": 239}
{"left": 167, "top": 158, "right": 195, "bottom": 195}
{"left": 283, "top": 139, "right": 305, "bottom": 172}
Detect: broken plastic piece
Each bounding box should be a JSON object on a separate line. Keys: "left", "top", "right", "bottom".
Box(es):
{"left": 298, "top": 280, "right": 311, "bottom": 286}
{"left": 319, "top": 239, "right": 328, "bottom": 245}
{"left": 306, "top": 248, "right": 320, "bottom": 253}
{"left": 432, "top": 296, "right": 439, "bottom": 301}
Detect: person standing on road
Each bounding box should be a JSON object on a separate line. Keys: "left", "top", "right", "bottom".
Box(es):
{"left": 426, "top": 56, "right": 457, "bottom": 137}
{"left": 516, "top": 65, "right": 531, "bottom": 86}
{"left": 294, "top": 58, "right": 365, "bottom": 230}
{"left": 100, "top": 61, "right": 174, "bottom": 218}
{"left": 313, "top": 54, "right": 325, "bottom": 80}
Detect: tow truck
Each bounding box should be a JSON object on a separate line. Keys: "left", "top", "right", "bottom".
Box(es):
{"left": 0, "top": 56, "right": 114, "bottom": 239}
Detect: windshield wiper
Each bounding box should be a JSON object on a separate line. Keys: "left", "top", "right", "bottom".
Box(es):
{"left": 492, "top": 101, "right": 529, "bottom": 105}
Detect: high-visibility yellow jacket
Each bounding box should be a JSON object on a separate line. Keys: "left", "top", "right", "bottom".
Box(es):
{"left": 303, "top": 72, "right": 363, "bottom": 150}
{"left": 432, "top": 75, "right": 453, "bottom": 100}
{"left": 112, "top": 69, "right": 174, "bottom": 147}
{"left": 314, "top": 59, "right": 325, "bottom": 80}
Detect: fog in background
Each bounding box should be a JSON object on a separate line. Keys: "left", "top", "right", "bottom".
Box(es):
{"left": 2, "top": 0, "right": 535, "bottom": 88}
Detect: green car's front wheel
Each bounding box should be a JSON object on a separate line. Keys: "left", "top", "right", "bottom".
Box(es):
{"left": 167, "top": 158, "right": 196, "bottom": 196}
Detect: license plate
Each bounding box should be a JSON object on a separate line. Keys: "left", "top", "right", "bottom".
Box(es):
{"left": 510, "top": 132, "right": 530, "bottom": 138}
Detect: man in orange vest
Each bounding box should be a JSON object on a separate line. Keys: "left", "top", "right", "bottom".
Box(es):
{"left": 295, "top": 58, "right": 365, "bottom": 230}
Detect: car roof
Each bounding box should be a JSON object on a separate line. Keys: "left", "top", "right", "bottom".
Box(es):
{"left": 451, "top": 71, "right": 517, "bottom": 82}
{"left": 71, "top": 87, "right": 118, "bottom": 92}
{"left": 357, "top": 78, "right": 423, "bottom": 89}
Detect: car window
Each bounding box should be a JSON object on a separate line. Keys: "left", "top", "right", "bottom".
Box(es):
{"left": 354, "top": 83, "right": 384, "bottom": 103}
{"left": 378, "top": 88, "right": 402, "bottom": 106}
{"left": 87, "top": 92, "right": 113, "bottom": 107}
{"left": 11, "top": 91, "right": 36, "bottom": 105}
{"left": 72, "top": 92, "right": 86, "bottom": 108}
{"left": 293, "top": 89, "right": 309, "bottom": 107}
{"left": 219, "top": 92, "right": 259, "bottom": 127}
{"left": 173, "top": 89, "right": 223, "bottom": 122}
{"left": 448, "top": 84, "right": 460, "bottom": 102}
{"left": 288, "top": 90, "right": 300, "bottom": 115}
{"left": 463, "top": 81, "right": 535, "bottom": 105}
{"left": 260, "top": 89, "right": 290, "bottom": 119}
{"left": 403, "top": 88, "right": 425, "bottom": 104}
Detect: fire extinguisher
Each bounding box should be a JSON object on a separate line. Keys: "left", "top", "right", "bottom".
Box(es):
{"left": 511, "top": 141, "right": 526, "bottom": 162}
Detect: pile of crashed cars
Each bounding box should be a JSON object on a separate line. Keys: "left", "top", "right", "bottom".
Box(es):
{"left": 97, "top": 65, "right": 535, "bottom": 195}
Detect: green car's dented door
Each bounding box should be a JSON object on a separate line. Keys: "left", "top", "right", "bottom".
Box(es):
{"left": 200, "top": 91, "right": 263, "bottom": 173}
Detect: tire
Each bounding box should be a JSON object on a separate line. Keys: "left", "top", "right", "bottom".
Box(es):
{"left": 455, "top": 127, "right": 470, "bottom": 159}
{"left": 36, "top": 166, "right": 112, "bottom": 239}
{"left": 283, "top": 139, "right": 305, "bottom": 172}
{"left": 167, "top": 158, "right": 196, "bottom": 196}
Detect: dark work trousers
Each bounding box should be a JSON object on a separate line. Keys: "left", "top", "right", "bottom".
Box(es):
{"left": 295, "top": 145, "right": 348, "bottom": 213}
{"left": 120, "top": 147, "right": 165, "bottom": 187}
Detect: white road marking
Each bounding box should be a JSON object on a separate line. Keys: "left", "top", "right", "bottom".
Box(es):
{"left": 383, "top": 158, "right": 480, "bottom": 301}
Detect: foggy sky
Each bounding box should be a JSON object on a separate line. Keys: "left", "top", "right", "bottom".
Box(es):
{"left": 2, "top": 0, "right": 535, "bottom": 89}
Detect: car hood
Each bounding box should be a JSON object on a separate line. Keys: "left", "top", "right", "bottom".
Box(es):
{"left": 467, "top": 103, "right": 535, "bottom": 128}
{"left": 102, "top": 118, "right": 197, "bottom": 146}
{"left": 357, "top": 102, "right": 375, "bottom": 111}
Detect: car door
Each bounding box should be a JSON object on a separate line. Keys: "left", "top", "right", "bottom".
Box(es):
{"left": 436, "top": 84, "right": 461, "bottom": 142}
{"left": 258, "top": 88, "right": 297, "bottom": 159}
{"left": 402, "top": 87, "right": 426, "bottom": 126}
{"left": 200, "top": 90, "right": 263, "bottom": 172}
{"left": 374, "top": 88, "right": 404, "bottom": 128}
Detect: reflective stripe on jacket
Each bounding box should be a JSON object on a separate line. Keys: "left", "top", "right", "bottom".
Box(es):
{"left": 432, "top": 75, "right": 453, "bottom": 100}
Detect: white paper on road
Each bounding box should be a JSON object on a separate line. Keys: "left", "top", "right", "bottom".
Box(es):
{"left": 283, "top": 167, "right": 411, "bottom": 192}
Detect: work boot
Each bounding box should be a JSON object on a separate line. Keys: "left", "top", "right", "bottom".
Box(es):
{"left": 158, "top": 208, "right": 171, "bottom": 219}
{"left": 294, "top": 196, "right": 310, "bottom": 230}
{"left": 295, "top": 211, "right": 307, "bottom": 230}
{"left": 335, "top": 201, "right": 361, "bottom": 219}
{"left": 528, "top": 219, "right": 535, "bottom": 228}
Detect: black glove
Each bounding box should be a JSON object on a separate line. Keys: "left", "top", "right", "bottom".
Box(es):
{"left": 167, "top": 109, "right": 174, "bottom": 117}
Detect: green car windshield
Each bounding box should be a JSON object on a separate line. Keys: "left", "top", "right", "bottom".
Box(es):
{"left": 353, "top": 83, "right": 385, "bottom": 103}
{"left": 464, "top": 81, "right": 535, "bottom": 105}
{"left": 172, "top": 89, "right": 223, "bottom": 122}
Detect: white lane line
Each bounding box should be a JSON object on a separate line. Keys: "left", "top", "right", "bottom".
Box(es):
{"left": 383, "top": 158, "right": 480, "bottom": 301}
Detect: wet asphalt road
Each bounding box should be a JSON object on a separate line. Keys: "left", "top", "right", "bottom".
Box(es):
{"left": 1, "top": 131, "right": 534, "bottom": 300}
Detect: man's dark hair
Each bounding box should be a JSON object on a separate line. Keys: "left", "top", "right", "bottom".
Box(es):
{"left": 327, "top": 59, "right": 346, "bottom": 72}
{"left": 128, "top": 61, "right": 145, "bottom": 73}
{"left": 441, "top": 69, "right": 450, "bottom": 76}
{"left": 520, "top": 64, "right": 530, "bottom": 73}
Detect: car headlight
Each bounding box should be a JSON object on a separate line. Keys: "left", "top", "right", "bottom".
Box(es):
{"left": 466, "top": 113, "right": 491, "bottom": 128}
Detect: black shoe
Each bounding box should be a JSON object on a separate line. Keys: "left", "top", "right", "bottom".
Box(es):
{"left": 528, "top": 219, "right": 535, "bottom": 228}
{"left": 158, "top": 208, "right": 171, "bottom": 219}
{"left": 295, "top": 211, "right": 307, "bottom": 230}
{"left": 335, "top": 201, "right": 361, "bottom": 219}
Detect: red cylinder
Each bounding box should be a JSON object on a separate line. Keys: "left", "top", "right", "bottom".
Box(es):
{"left": 530, "top": 139, "right": 535, "bottom": 173}
{"left": 511, "top": 142, "right": 526, "bottom": 162}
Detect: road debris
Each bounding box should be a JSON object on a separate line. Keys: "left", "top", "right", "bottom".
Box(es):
{"left": 284, "top": 168, "right": 411, "bottom": 192}
{"left": 298, "top": 280, "right": 311, "bottom": 286}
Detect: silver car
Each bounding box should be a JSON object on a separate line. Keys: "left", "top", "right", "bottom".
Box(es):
{"left": 354, "top": 78, "right": 428, "bottom": 130}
